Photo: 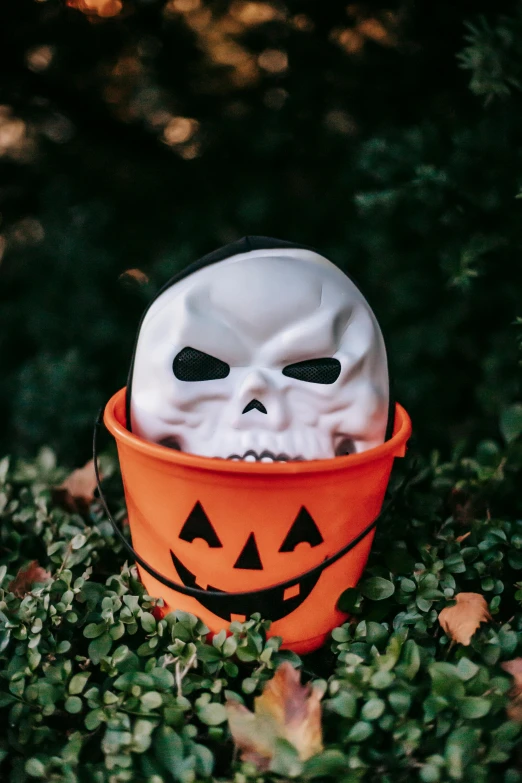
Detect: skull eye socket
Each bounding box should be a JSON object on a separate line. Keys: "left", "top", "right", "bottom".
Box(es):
{"left": 173, "top": 347, "right": 230, "bottom": 382}
{"left": 282, "top": 358, "right": 341, "bottom": 385}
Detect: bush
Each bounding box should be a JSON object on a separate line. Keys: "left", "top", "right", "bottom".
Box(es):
{"left": 1, "top": 403, "right": 522, "bottom": 781}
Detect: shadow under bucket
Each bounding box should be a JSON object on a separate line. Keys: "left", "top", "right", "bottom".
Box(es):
{"left": 103, "top": 388, "right": 412, "bottom": 654}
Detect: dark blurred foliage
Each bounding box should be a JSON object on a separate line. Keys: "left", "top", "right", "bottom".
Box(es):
{"left": 1, "top": 0, "right": 522, "bottom": 465}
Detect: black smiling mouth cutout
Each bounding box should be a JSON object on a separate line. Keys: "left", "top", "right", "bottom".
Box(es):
{"left": 164, "top": 502, "right": 379, "bottom": 623}
{"left": 166, "top": 516, "right": 379, "bottom": 622}
{"left": 169, "top": 504, "right": 325, "bottom": 622}
{"left": 170, "top": 549, "right": 321, "bottom": 622}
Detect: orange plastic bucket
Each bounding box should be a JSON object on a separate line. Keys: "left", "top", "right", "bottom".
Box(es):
{"left": 103, "top": 387, "right": 411, "bottom": 654}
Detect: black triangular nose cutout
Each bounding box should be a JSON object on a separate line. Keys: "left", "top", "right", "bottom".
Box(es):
{"left": 279, "top": 507, "right": 324, "bottom": 552}
{"left": 179, "top": 502, "right": 223, "bottom": 548}
{"left": 233, "top": 533, "right": 263, "bottom": 569}
{"left": 242, "top": 399, "right": 267, "bottom": 414}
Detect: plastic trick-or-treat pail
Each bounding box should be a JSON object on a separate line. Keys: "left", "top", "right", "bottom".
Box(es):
{"left": 101, "top": 387, "right": 412, "bottom": 655}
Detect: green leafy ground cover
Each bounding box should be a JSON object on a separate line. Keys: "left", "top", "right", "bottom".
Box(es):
{"left": 1, "top": 405, "right": 522, "bottom": 782}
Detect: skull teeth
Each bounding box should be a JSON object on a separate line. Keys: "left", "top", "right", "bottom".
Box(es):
{"left": 225, "top": 450, "right": 301, "bottom": 463}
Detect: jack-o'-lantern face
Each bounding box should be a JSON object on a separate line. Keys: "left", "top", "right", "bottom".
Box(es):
{"left": 170, "top": 501, "right": 325, "bottom": 621}
{"left": 105, "top": 385, "right": 410, "bottom": 655}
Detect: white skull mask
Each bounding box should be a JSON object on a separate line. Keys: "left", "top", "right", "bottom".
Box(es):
{"left": 129, "top": 241, "right": 390, "bottom": 461}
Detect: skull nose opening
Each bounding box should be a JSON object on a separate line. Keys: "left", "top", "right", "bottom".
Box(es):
{"left": 242, "top": 399, "right": 267, "bottom": 415}
{"left": 233, "top": 533, "right": 263, "bottom": 570}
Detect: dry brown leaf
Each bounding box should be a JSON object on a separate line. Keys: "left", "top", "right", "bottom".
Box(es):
{"left": 53, "top": 459, "right": 98, "bottom": 515}
{"left": 501, "top": 658, "right": 522, "bottom": 722}
{"left": 438, "top": 592, "right": 491, "bottom": 646}
{"left": 67, "top": 0, "right": 122, "bottom": 18}
{"left": 226, "top": 662, "right": 323, "bottom": 772}
{"left": 119, "top": 268, "right": 150, "bottom": 286}
{"left": 9, "top": 561, "right": 51, "bottom": 598}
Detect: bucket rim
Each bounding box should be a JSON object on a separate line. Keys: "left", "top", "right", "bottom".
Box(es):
{"left": 104, "top": 387, "right": 411, "bottom": 475}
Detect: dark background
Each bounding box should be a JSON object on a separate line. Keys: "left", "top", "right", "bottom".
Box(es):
{"left": 1, "top": 0, "right": 521, "bottom": 465}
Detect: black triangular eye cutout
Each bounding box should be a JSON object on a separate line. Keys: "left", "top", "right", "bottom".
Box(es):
{"left": 233, "top": 533, "right": 263, "bottom": 570}
{"left": 173, "top": 347, "right": 230, "bottom": 382}
{"left": 179, "top": 502, "right": 223, "bottom": 548}
{"left": 279, "top": 507, "right": 324, "bottom": 552}
{"left": 282, "top": 358, "right": 341, "bottom": 384}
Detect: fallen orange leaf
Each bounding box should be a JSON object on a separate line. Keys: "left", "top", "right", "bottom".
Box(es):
{"left": 501, "top": 658, "right": 522, "bottom": 722}
{"left": 226, "top": 662, "right": 323, "bottom": 772}
{"left": 53, "top": 459, "right": 98, "bottom": 515}
{"left": 438, "top": 592, "right": 491, "bottom": 646}
{"left": 9, "top": 561, "right": 51, "bottom": 598}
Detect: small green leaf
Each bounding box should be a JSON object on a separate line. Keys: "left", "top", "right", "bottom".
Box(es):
{"left": 65, "top": 696, "right": 83, "bottom": 714}
{"left": 141, "top": 691, "right": 163, "bottom": 711}
{"left": 242, "top": 677, "right": 257, "bottom": 694}
{"left": 361, "top": 698, "right": 385, "bottom": 720}
{"left": 193, "top": 742, "right": 214, "bottom": 777}
{"left": 359, "top": 577, "right": 395, "bottom": 601}
{"left": 197, "top": 702, "right": 227, "bottom": 726}
{"left": 222, "top": 636, "right": 237, "bottom": 657}
{"left": 458, "top": 697, "right": 491, "bottom": 719}
{"left": 388, "top": 689, "right": 411, "bottom": 716}
{"left": 71, "top": 533, "right": 87, "bottom": 550}
{"left": 0, "top": 457, "right": 9, "bottom": 486}
{"left": 370, "top": 670, "right": 394, "bottom": 690}
{"left": 337, "top": 587, "right": 361, "bottom": 613}
{"left": 364, "top": 621, "right": 388, "bottom": 646}
{"left": 0, "top": 692, "right": 16, "bottom": 707}
{"left": 303, "top": 749, "right": 347, "bottom": 779}
{"left": 398, "top": 639, "right": 421, "bottom": 680}
{"left": 198, "top": 644, "right": 222, "bottom": 663}
{"left": 150, "top": 668, "right": 175, "bottom": 690}
{"left": 420, "top": 764, "right": 441, "bottom": 783}
{"left": 212, "top": 629, "right": 227, "bottom": 649}
{"left": 429, "top": 663, "right": 465, "bottom": 700}
{"left": 224, "top": 660, "right": 239, "bottom": 678}
{"left": 25, "top": 758, "right": 46, "bottom": 778}
{"left": 331, "top": 626, "right": 351, "bottom": 643}
{"left": 270, "top": 738, "right": 303, "bottom": 778}
{"left": 88, "top": 632, "right": 112, "bottom": 664}
{"left": 500, "top": 404, "right": 522, "bottom": 444}
{"left": 445, "top": 726, "right": 480, "bottom": 779}
{"left": 69, "top": 672, "right": 91, "bottom": 695}
{"left": 328, "top": 690, "right": 357, "bottom": 718}
{"left": 346, "top": 721, "right": 373, "bottom": 742}
{"left": 141, "top": 612, "right": 157, "bottom": 633}
{"left": 84, "top": 622, "right": 106, "bottom": 639}
{"left": 456, "top": 658, "right": 479, "bottom": 681}
{"left": 85, "top": 708, "right": 104, "bottom": 731}
{"left": 154, "top": 726, "right": 183, "bottom": 774}
{"left": 400, "top": 578, "right": 416, "bottom": 593}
